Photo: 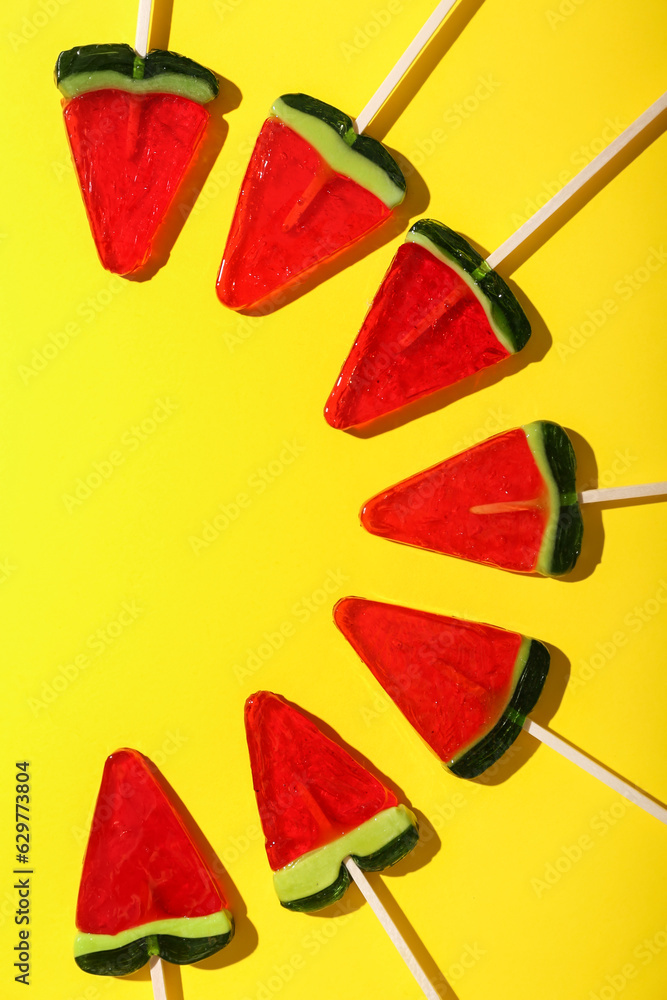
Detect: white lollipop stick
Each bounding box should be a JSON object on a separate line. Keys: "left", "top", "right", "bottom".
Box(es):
{"left": 149, "top": 955, "right": 168, "bottom": 1000}
{"left": 486, "top": 91, "right": 667, "bottom": 270}
{"left": 135, "top": 0, "right": 154, "bottom": 59}
{"left": 523, "top": 719, "right": 667, "bottom": 825}
{"left": 343, "top": 856, "right": 443, "bottom": 1000}
{"left": 579, "top": 481, "right": 667, "bottom": 504}
{"left": 355, "top": 0, "right": 461, "bottom": 134}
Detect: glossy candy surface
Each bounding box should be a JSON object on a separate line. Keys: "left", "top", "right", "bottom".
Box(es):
{"left": 56, "top": 44, "right": 218, "bottom": 276}
{"left": 361, "top": 421, "right": 582, "bottom": 576}
{"left": 216, "top": 94, "right": 405, "bottom": 311}
{"left": 245, "top": 691, "right": 398, "bottom": 869}
{"left": 75, "top": 748, "right": 233, "bottom": 975}
{"left": 217, "top": 120, "right": 390, "bottom": 310}
{"left": 334, "top": 597, "right": 550, "bottom": 778}
{"left": 245, "top": 692, "right": 418, "bottom": 910}
{"left": 325, "top": 221, "right": 530, "bottom": 429}
{"left": 64, "top": 90, "right": 208, "bottom": 275}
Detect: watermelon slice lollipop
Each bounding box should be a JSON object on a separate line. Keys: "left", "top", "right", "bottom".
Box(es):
{"left": 334, "top": 597, "right": 550, "bottom": 779}
{"left": 244, "top": 691, "right": 418, "bottom": 912}
{"left": 325, "top": 219, "right": 530, "bottom": 428}
{"left": 216, "top": 94, "right": 406, "bottom": 311}
{"left": 214, "top": 0, "right": 478, "bottom": 314}
{"left": 74, "top": 748, "right": 233, "bottom": 976}
{"left": 362, "top": 420, "right": 583, "bottom": 576}
{"left": 335, "top": 598, "right": 667, "bottom": 824}
{"left": 325, "top": 95, "right": 667, "bottom": 429}
{"left": 55, "top": 43, "right": 218, "bottom": 275}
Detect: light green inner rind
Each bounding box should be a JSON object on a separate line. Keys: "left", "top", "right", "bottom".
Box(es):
{"left": 405, "top": 229, "right": 515, "bottom": 354}
{"left": 524, "top": 421, "right": 566, "bottom": 575}
{"left": 447, "top": 636, "right": 532, "bottom": 766}
{"left": 74, "top": 910, "right": 233, "bottom": 957}
{"left": 59, "top": 71, "right": 215, "bottom": 103}
{"left": 271, "top": 97, "right": 404, "bottom": 209}
{"left": 273, "top": 805, "right": 416, "bottom": 903}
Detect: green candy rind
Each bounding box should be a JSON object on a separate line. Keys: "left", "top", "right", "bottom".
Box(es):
{"left": 55, "top": 44, "right": 218, "bottom": 103}
{"left": 272, "top": 94, "right": 406, "bottom": 209}
{"left": 405, "top": 219, "right": 531, "bottom": 354}
{"left": 74, "top": 910, "right": 233, "bottom": 976}
{"left": 524, "top": 420, "right": 583, "bottom": 576}
{"left": 56, "top": 43, "right": 136, "bottom": 82}
{"left": 274, "top": 805, "right": 418, "bottom": 912}
{"left": 447, "top": 638, "right": 551, "bottom": 779}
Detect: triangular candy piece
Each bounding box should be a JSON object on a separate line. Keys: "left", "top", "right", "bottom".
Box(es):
{"left": 325, "top": 220, "right": 531, "bottom": 428}
{"left": 245, "top": 691, "right": 418, "bottom": 911}
{"left": 56, "top": 44, "right": 219, "bottom": 275}
{"left": 75, "top": 748, "right": 233, "bottom": 976}
{"left": 216, "top": 94, "right": 405, "bottom": 311}
{"left": 361, "top": 421, "right": 583, "bottom": 576}
{"left": 334, "top": 597, "right": 550, "bottom": 779}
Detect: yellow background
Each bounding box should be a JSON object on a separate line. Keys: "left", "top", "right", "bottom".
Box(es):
{"left": 2, "top": 0, "right": 667, "bottom": 998}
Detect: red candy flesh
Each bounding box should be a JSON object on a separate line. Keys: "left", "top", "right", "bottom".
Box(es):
{"left": 362, "top": 427, "right": 550, "bottom": 573}
{"left": 335, "top": 598, "right": 524, "bottom": 763}
{"left": 76, "top": 749, "right": 227, "bottom": 936}
{"left": 325, "top": 242, "right": 511, "bottom": 428}
{"left": 64, "top": 90, "right": 208, "bottom": 275}
{"left": 216, "top": 119, "right": 392, "bottom": 311}
{"left": 245, "top": 691, "right": 398, "bottom": 870}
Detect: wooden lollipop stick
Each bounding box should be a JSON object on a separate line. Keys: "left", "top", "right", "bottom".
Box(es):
{"left": 354, "top": 0, "right": 461, "bottom": 134}
{"left": 149, "top": 955, "right": 168, "bottom": 1000}
{"left": 344, "top": 856, "right": 443, "bottom": 1000}
{"left": 523, "top": 719, "right": 667, "bottom": 825}
{"left": 485, "top": 90, "right": 667, "bottom": 270}
{"left": 579, "top": 481, "right": 667, "bottom": 504}
{"left": 471, "top": 481, "right": 667, "bottom": 515}
{"left": 135, "top": 0, "right": 154, "bottom": 58}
